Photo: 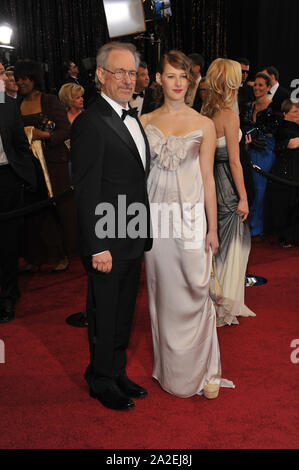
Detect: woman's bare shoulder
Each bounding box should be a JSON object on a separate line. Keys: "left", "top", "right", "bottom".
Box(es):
{"left": 192, "top": 111, "right": 215, "bottom": 131}
{"left": 222, "top": 108, "right": 239, "bottom": 121}
{"left": 139, "top": 109, "right": 161, "bottom": 127}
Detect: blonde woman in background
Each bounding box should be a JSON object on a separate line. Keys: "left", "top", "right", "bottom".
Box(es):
{"left": 59, "top": 83, "right": 84, "bottom": 124}
{"left": 202, "top": 58, "right": 255, "bottom": 326}
{"left": 59, "top": 82, "right": 85, "bottom": 177}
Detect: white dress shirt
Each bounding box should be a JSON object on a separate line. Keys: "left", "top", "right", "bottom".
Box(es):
{"left": 186, "top": 75, "right": 202, "bottom": 107}
{"left": 267, "top": 82, "right": 279, "bottom": 101}
{"left": 0, "top": 134, "right": 8, "bottom": 165}
{"left": 101, "top": 92, "right": 146, "bottom": 169}
{"left": 129, "top": 92, "right": 144, "bottom": 116}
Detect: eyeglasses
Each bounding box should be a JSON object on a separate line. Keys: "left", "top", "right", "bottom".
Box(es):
{"left": 102, "top": 67, "right": 137, "bottom": 80}
{"left": 242, "top": 70, "right": 249, "bottom": 74}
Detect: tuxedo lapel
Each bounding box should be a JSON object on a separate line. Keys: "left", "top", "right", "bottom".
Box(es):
{"left": 136, "top": 117, "right": 151, "bottom": 177}
{"left": 94, "top": 96, "right": 145, "bottom": 173}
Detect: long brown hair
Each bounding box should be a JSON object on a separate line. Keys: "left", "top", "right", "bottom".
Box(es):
{"left": 153, "top": 50, "right": 195, "bottom": 107}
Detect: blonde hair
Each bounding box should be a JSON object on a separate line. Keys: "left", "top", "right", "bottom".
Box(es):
{"left": 202, "top": 58, "right": 242, "bottom": 118}
{"left": 58, "top": 83, "right": 84, "bottom": 111}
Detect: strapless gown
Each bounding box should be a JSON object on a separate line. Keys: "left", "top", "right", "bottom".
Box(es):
{"left": 214, "top": 131, "right": 255, "bottom": 326}
{"left": 144, "top": 124, "right": 234, "bottom": 398}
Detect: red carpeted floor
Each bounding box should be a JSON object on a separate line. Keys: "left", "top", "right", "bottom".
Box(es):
{"left": 0, "top": 238, "right": 298, "bottom": 449}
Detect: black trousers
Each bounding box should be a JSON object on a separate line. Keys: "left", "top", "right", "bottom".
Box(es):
{"left": 83, "top": 255, "right": 142, "bottom": 392}
{"left": 0, "top": 165, "right": 24, "bottom": 301}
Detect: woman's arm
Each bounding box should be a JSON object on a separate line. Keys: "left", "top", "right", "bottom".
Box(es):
{"left": 42, "top": 94, "right": 70, "bottom": 146}
{"left": 199, "top": 117, "right": 219, "bottom": 255}
{"left": 224, "top": 110, "right": 249, "bottom": 222}
{"left": 32, "top": 128, "right": 51, "bottom": 141}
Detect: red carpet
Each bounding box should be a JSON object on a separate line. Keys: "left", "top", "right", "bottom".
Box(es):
{"left": 0, "top": 238, "right": 298, "bottom": 449}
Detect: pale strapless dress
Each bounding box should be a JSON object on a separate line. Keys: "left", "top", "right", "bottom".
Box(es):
{"left": 144, "top": 124, "right": 235, "bottom": 397}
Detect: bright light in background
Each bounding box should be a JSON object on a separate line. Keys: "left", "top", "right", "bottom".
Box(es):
{"left": 0, "top": 25, "right": 13, "bottom": 45}
{"left": 103, "top": 0, "right": 146, "bottom": 38}
{"left": 107, "top": 1, "right": 130, "bottom": 20}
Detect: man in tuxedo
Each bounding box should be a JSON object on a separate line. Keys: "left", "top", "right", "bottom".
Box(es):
{"left": 5, "top": 67, "right": 18, "bottom": 99}
{"left": 0, "top": 63, "right": 36, "bottom": 323}
{"left": 63, "top": 60, "right": 81, "bottom": 86}
{"left": 261, "top": 65, "right": 289, "bottom": 112}
{"left": 237, "top": 58, "right": 254, "bottom": 113}
{"left": 129, "top": 61, "right": 150, "bottom": 116}
{"left": 187, "top": 53, "right": 205, "bottom": 112}
{"left": 71, "top": 42, "right": 152, "bottom": 411}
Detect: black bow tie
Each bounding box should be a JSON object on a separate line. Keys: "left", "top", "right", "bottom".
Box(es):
{"left": 122, "top": 107, "right": 138, "bottom": 120}
{"left": 132, "top": 92, "right": 144, "bottom": 99}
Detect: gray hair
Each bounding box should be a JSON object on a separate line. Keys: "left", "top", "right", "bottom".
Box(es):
{"left": 95, "top": 41, "right": 140, "bottom": 90}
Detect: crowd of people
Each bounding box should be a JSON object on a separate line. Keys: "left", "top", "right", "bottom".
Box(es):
{"left": 0, "top": 41, "right": 298, "bottom": 410}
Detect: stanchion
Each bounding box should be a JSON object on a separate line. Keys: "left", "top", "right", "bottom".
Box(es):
{"left": 245, "top": 275, "right": 267, "bottom": 287}
{"left": 65, "top": 311, "right": 88, "bottom": 328}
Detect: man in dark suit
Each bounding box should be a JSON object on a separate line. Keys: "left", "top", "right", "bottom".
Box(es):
{"left": 237, "top": 58, "right": 255, "bottom": 113}
{"left": 187, "top": 53, "right": 205, "bottom": 113}
{"left": 262, "top": 66, "right": 289, "bottom": 113}
{"left": 63, "top": 60, "right": 81, "bottom": 86}
{"left": 71, "top": 42, "right": 152, "bottom": 411}
{"left": 0, "top": 62, "right": 36, "bottom": 323}
{"left": 130, "top": 61, "right": 151, "bottom": 115}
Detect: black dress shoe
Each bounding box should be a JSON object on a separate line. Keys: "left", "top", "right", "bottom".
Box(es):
{"left": 90, "top": 382, "right": 135, "bottom": 411}
{"left": 117, "top": 374, "right": 148, "bottom": 399}
{"left": 0, "top": 299, "right": 15, "bottom": 323}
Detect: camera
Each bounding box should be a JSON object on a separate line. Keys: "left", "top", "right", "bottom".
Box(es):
{"left": 245, "top": 127, "right": 259, "bottom": 139}
{"left": 38, "top": 115, "right": 55, "bottom": 133}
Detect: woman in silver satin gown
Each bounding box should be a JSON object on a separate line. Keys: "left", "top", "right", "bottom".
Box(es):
{"left": 140, "top": 51, "right": 234, "bottom": 399}
{"left": 202, "top": 58, "right": 255, "bottom": 326}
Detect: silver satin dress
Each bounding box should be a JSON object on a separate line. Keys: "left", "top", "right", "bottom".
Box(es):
{"left": 214, "top": 133, "right": 255, "bottom": 326}
{"left": 144, "top": 124, "right": 234, "bottom": 398}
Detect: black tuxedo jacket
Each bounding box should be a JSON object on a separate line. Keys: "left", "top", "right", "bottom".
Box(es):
{"left": 238, "top": 83, "right": 255, "bottom": 110}
{"left": 63, "top": 76, "right": 82, "bottom": 86}
{"left": 0, "top": 94, "right": 36, "bottom": 188}
{"left": 192, "top": 84, "right": 203, "bottom": 113}
{"left": 71, "top": 95, "right": 152, "bottom": 260}
{"left": 140, "top": 87, "right": 156, "bottom": 115}
{"left": 271, "top": 85, "right": 289, "bottom": 113}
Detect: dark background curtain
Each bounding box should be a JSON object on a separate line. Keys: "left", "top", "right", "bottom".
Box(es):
{"left": 0, "top": 0, "right": 109, "bottom": 91}
{"left": 0, "top": 0, "right": 227, "bottom": 92}
{"left": 226, "top": 0, "right": 297, "bottom": 91}
{"left": 0, "top": 0, "right": 296, "bottom": 93}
